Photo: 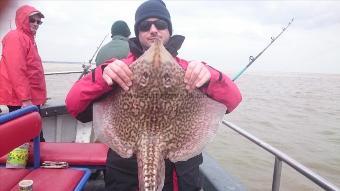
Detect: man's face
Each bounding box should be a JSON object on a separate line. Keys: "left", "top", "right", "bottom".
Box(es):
{"left": 29, "top": 14, "right": 42, "bottom": 34}
{"left": 138, "top": 18, "right": 170, "bottom": 50}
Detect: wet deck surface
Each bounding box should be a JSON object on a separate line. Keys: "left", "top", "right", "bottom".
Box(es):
{"left": 84, "top": 171, "right": 105, "bottom": 191}
{"left": 84, "top": 180, "right": 105, "bottom": 191}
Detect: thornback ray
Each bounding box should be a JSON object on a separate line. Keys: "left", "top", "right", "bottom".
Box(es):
{"left": 93, "top": 38, "right": 226, "bottom": 191}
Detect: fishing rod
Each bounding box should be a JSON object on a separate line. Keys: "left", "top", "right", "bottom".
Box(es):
{"left": 232, "top": 17, "right": 294, "bottom": 81}
{"left": 78, "top": 33, "right": 109, "bottom": 80}
{"left": 88, "top": 33, "right": 109, "bottom": 64}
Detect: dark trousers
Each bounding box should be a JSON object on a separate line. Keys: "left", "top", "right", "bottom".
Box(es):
{"left": 7, "top": 105, "right": 45, "bottom": 142}
{"left": 105, "top": 149, "right": 202, "bottom": 191}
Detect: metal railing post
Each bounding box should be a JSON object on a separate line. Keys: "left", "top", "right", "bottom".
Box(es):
{"left": 272, "top": 157, "right": 283, "bottom": 191}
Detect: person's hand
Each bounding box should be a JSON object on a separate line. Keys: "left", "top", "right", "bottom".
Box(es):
{"left": 184, "top": 61, "right": 211, "bottom": 91}
{"left": 102, "top": 60, "right": 133, "bottom": 91}
{"left": 21, "top": 100, "right": 33, "bottom": 108}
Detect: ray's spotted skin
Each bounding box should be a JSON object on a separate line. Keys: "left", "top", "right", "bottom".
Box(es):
{"left": 93, "top": 39, "right": 226, "bottom": 191}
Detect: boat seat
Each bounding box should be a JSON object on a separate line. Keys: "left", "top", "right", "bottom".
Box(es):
{"left": 0, "top": 106, "right": 91, "bottom": 191}
{"left": 0, "top": 107, "right": 108, "bottom": 168}
{"left": 0, "top": 169, "right": 30, "bottom": 191}
{"left": 0, "top": 143, "right": 108, "bottom": 168}
{"left": 36, "top": 142, "right": 108, "bottom": 168}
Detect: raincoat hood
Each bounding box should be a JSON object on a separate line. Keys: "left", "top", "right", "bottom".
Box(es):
{"left": 15, "top": 5, "right": 44, "bottom": 36}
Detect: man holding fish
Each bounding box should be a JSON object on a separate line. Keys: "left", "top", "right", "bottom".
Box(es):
{"left": 66, "top": 0, "right": 242, "bottom": 190}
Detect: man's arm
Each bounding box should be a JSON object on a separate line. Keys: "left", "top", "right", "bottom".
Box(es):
{"left": 202, "top": 65, "right": 242, "bottom": 113}
{"left": 177, "top": 58, "right": 242, "bottom": 113}
{"left": 66, "top": 55, "right": 135, "bottom": 121}
{"left": 65, "top": 66, "right": 112, "bottom": 119}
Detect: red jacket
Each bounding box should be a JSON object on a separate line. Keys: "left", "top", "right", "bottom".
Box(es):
{"left": 66, "top": 53, "right": 242, "bottom": 117}
{"left": 0, "top": 5, "right": 46, "bottom": 106}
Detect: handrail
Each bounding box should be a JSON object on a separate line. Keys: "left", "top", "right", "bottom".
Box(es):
{"left": 44, "top": 71, "right": 82, "bottom": 76}
{"left": 222, "top": 120, "right": 340, "bottom": 191}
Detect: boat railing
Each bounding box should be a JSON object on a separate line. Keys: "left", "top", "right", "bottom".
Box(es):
{"left": 222, "top": 120, "right": 339, "bottom": 191}
{"left": 43, "top": 60, "right": 91, "bottom": 77}
{"left": 44, "top": 71, "right": 82, "bottom": 76}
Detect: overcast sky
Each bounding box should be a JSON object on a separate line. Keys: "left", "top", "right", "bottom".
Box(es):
{"left": 1, "top": 0, "right": 339, "bottom": 75}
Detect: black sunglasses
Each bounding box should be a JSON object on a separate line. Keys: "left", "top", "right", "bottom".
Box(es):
{"left": 138, "top": 20, "right": 168, "bottom": 32}
{"left": 29, "top": 17, "right": 43, "bottom": 25}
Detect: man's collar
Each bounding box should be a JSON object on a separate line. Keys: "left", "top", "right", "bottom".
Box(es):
{"left": 129, "top": 35, "right": 185, "bottom": 58}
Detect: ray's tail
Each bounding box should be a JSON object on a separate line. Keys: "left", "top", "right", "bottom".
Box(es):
{"left": 136, "top": 136, "right": 166, "bottom": 191}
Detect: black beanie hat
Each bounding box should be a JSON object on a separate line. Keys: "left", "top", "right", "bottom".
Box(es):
{"left": 134, "top": 0, "right": 172, "bottom": 37}
{"left": 111, "top": 20, "right": 131, "bottom": 38}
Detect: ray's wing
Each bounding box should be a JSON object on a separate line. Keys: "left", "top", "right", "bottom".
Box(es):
{"left": 165, "top": 89, "right": 226, "bottom": 162}
{"left": 93, "top": 90, "right": 139, "bottom": 158}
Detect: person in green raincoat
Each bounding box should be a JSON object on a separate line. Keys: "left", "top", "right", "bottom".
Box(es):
{"left": 95, "top": 20, "right": 131, "bottom": 66}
